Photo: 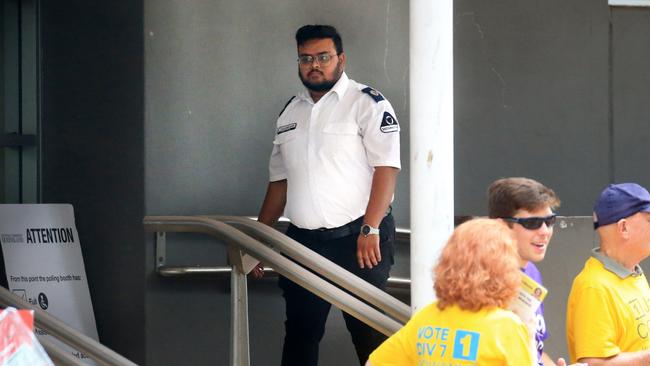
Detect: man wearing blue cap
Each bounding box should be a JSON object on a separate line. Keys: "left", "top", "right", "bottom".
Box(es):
{"left": 566, "top": 183, "right": 650, "bottom": 365}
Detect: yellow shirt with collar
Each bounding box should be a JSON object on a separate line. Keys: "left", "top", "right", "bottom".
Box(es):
{"left": 368, "top": 302, "right": 533, "bottom": 366}
{"left": 567, "top": 256, "right": 650, "bottom": 362}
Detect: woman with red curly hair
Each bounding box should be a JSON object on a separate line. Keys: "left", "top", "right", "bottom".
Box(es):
{"left": 366, "top": 218, "right": 533, "bottom": 365}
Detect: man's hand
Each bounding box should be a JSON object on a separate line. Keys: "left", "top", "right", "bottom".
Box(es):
{"left": 556, "top": 357, "right": 587, "bottom": 366}
{"left": 358, "top": 166, "right": 396, "bottom": 269}
{"left": 357, "top": 233, "right": 381, "bottom": 269}
{"left": 250, "top": 263, "right": 264, "bottom": 279}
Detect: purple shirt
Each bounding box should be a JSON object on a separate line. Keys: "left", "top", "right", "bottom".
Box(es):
{"left": 523, "top": 262, "right": 548, "bottom": 366}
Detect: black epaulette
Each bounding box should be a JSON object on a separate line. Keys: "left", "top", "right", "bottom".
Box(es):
{"left": 361, "top": 87, "right": 385, "bottom": 103}
{"left": 278, "top": 96, "right": 296, "bottom": 116}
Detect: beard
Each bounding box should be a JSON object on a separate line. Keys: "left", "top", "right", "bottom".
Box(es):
{"left": 299, "top": 60, "right": 344, "bottom": 92}
{"left": 301, "top": 77, "right": 337, "bottom": 92}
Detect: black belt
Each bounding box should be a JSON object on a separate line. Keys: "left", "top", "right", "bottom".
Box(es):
{"left": 289, "top": 207, "right": 392, "bottom": 242}
{"left": 289, "top": 216, "right": 363, "bottom": 242}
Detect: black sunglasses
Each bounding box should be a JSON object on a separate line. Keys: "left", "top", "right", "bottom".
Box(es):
{"left": 503, "top": 215, "right": 557, "bottom": 230}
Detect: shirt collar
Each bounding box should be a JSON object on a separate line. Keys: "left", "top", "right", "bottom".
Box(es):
{"left": 297, "top": 72, "right": 349, "bottom": 103}
{"left": 591, "top": 247, "right": 643, "bottom": 278}
{"left": 330, "top": 72, "right": 349, "bottom": 98}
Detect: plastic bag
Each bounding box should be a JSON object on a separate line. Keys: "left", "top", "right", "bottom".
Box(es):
{"left": 0, "top": 307, "right": 54, "bottom": 366}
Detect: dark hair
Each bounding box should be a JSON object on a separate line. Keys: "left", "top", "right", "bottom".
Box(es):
{"left": 488, "top": 177, "right": 561, "bottom": 218}
{"left": 295, "top": 25, "right": 343, "bottom": 54}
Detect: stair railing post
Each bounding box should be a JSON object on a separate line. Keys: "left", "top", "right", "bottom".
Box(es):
{"left": 228, "top": 246, "right": 250, "bottom": 366}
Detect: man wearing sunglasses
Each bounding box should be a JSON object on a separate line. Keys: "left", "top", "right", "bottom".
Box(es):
{"left": 566, "top": 183, "right": 650, "bottom": 365}
{"left": 257, "top": 24, "right": 400, "bottom": 366}
{"left": 489, "top": 177, "right": 578, "bottom": 366}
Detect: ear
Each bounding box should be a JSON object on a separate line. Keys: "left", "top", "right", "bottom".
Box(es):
{"left": 618, "top": 219, "right": 631, "bottom": 240}
{"left": 339, "top": 52, "right": 346, "bottom": 69}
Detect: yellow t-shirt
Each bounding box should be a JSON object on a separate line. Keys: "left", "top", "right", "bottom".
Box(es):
{"left": 368, "top": 302, "right": 533, "bottom": 366}
{"left": 567, "top": 257, "right": 650, "bottom": 362}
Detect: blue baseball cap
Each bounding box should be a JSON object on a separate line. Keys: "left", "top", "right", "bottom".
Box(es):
{"left": 593, "top": 183, "right": 650, "bottom": 229}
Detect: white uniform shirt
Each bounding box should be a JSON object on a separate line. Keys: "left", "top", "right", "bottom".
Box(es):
{"left": 268, "top": 73, "right": 401, "bottom": 229}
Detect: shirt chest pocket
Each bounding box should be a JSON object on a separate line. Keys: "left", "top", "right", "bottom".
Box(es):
{"left": 321, "top": 121, "right": 364, "bottom": 159}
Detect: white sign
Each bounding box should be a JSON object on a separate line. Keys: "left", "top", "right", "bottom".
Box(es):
{"left": 609, "top": 0, "right": 650, "bottom": 6}
{"left": 0, "top": 204, "right": 98, "bottom": 364}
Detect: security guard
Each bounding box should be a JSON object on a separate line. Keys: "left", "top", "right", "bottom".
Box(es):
{"left": 257, "top": 25, "right": 400, "bottom": 366}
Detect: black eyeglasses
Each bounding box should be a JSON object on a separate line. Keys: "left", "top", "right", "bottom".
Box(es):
{"left": 503, "top": 215, "right": 557, "bottom": 230}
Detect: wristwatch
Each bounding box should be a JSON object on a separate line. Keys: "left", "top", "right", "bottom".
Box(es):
{"left": 360, "top": 224, "right": 380, "bottom": 237}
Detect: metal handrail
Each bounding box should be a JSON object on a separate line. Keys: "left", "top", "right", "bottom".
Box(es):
{"left": 156, "top": 266, "right": 413, "bottom": 289}
{"left": 39, "top": 337, "right": 88, "bottom": 366}
{"left": 205, "top": 215, "right": 411, "bottom": 323}
{"left": 143, "top": 215, "right": 404, "bottom": 336}
{"left": 0, "top": 286, "right": 137, "bottom": 366}
{"left": 156, "top": 217, "right": 412, "bottom": 290}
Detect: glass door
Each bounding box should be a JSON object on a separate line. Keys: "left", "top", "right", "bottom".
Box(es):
{"left": 1, "top": 0, "right": 39, "bottom": 203}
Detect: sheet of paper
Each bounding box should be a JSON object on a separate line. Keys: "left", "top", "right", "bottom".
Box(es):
{"left": 509, "top": 271, "right": 547, "bottom": 365}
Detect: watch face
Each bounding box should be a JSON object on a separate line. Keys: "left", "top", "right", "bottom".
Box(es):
{"left": 361, "top": 225, "right": 370, "bottom": 235}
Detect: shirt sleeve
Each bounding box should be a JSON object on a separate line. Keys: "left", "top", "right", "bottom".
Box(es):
{"left": 268, "top": 139, "right": 287, "bottom": 182}
{"left": 571, "top": 286, "right": 621, "bottom": 360}
{"left": 492, "top": 317, "right": 536, "bottom": 366}
{"left": 356, "top": 97, "right": 401, "bottom": 169}
{"left": 507, "top": 323, "right": 537, "bottom": 366}
{"left": 368, "top": 320, "right": 414, "bottom": 365}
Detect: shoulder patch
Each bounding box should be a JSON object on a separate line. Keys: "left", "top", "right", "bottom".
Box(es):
{"left": 278, "top": 96, "right": 296, "bottom": 116}
{"left": 380, "top": 111, "right": 399, "bottom": 133}
{"left": 361, "top": 87, "right": 384, "bottom": 103}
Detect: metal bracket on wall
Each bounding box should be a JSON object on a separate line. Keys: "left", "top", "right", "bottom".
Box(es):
{"left": 0, "top": 134, "right": 36, "bottom": 147}
{"left": 155, "top": 232, "right": 166, "bottom": 268}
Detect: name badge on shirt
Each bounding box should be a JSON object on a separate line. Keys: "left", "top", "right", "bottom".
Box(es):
{"left": 277, "top": 122, "right": 297, "bottom": 135}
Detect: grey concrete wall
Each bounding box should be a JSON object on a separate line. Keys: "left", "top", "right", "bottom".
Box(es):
{"left": 454, "top": 0, "right": 613, "bottom": 215}
{"left": 611, "top": 7, "right": 650, "bottom": 185}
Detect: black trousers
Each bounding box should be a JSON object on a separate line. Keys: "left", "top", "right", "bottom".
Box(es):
{"left": 278, "top": 214, "right": 395, "bottom": 366}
